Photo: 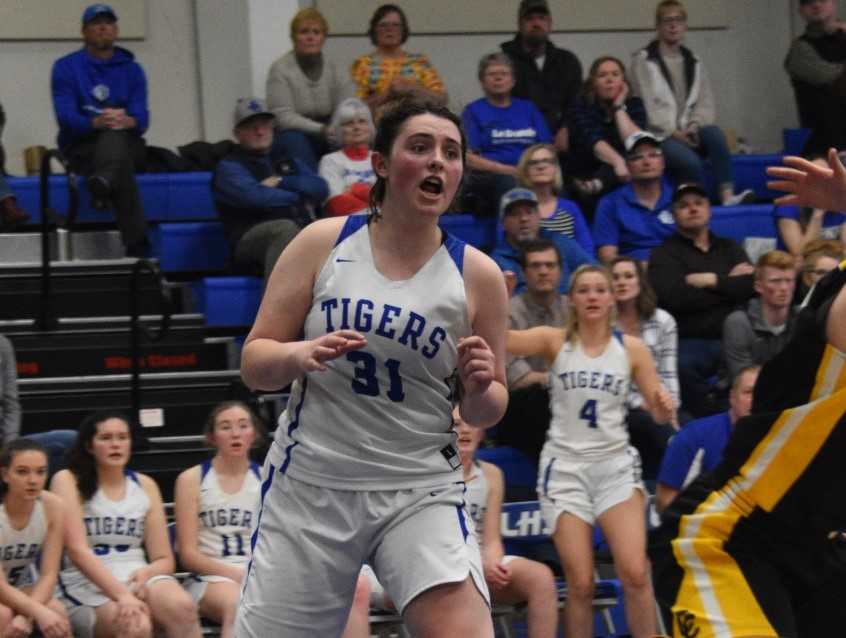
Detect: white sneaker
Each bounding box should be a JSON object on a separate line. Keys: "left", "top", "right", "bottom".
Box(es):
{"left": 724, "top": 189, "right": 756, "bottom": 206}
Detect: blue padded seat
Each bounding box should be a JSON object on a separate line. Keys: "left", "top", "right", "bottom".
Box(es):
{"left": 193, "top": 276, "right": 261, "bottom": 326}
{"left": 438, "top": 214, "right": 497, "bottom": 251}
{"left": 149, "top": 222, "right": 228, "bottom": 272}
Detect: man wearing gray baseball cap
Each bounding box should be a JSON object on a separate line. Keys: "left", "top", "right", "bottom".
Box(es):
{"left": 213, "top": 97, "right": 328, "bottom": 279}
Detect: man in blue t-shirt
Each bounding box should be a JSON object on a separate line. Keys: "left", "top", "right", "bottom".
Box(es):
{"left": 461, "top": 52, "right": 552, "bottom": 216}
{"left": 51, "top": 4, "right": 149, "bottom": 256}
{"left": 593, "top": 131, "right": 676, "bottom": 263}
{"left": 655, "top": 365, "right": 759, "bottom": 512}
{"left": 491, "top": 188, "right": 595, "bottom": 295}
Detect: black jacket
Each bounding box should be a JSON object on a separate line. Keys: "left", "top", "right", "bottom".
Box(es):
{"left": 501, "top": 36, "right": 582, "bottom": 132}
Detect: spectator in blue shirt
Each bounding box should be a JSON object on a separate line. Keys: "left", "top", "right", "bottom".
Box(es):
{"left": 568, "top": 56, "right": 648, "bottom": 199}
{"left": 517, "top": 143, "right": 595, "bottom": 256}
{"left": 593, "top": 131, "right": 676, "bottom": 263}
{"left": 213, "top": 98, "right": 328, "bottom": 277}
{"left": 462, "top": 52, "right": 552, "bottom": 216}
{"left": 491, "top": 188, "right": 595, "bottom": 295}
{"left": 655, "top": 365, "right": 759, "bottom": 512}
{"left": 51, "top": 4, "right": 149, "bottom": 257}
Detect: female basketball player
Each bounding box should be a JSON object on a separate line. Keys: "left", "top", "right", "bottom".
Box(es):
{"left": 51, "top": 412, "right": 201, "bottom": 638}
{"left": 236, "top": 97, "right": 509, "bottom": 637}
{"left": 0, "top": 439, "right": 70, "bottom": 638}
{"left": 174, "top": 402, "right": 263, "bottom": 638}
{"left": 507, "top": 264, "right": 675, "bottom": 638}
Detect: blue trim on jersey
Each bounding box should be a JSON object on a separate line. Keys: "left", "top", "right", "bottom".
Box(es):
{"left": 244, "top": 461, "right": 277, "bottom": 590}
{"left": 125, "top": 469, "right": 140, "bottom": 485}
{"left": 287, "top": 377, "right": 308, "bottom": 437}
{"left": 249, "top": 462, "right": 261, "bottom": 480}
{"left": 612, "top": 329, "right": 624, "bottom": 345}
{"left": 443, "top": 232, "right": 466, "bottom": 275}
{"left": 334, "top": 213, "right": 368, "bottom": 247}
{"left": 455, "top": 505, "right": 470, "bottom": 543}
{"left": 200, "top": 459, "right": 212, "bottom": 480}
{"left": 57, "top": 573, "right": 84, "bottom": 607}
{"left": 542, "top": 457, "right": 556, "bottom": 496}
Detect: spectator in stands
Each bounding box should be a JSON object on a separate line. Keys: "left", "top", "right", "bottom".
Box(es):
{"left": 654, "top": 365, "right": 759, "bottom": 512}
{"left": 0, "top": 175, "right": 28, "bottom": 229}
{"left": 648, "top": 183, "right": 756, "bottom": 417}
{"left": 630, "top": 1, "right": 754, "bottom": 206}
{"left": 785, "top": 0, "right": 846, "bottom": 155}
{"left": 351, "top": 5, "right": 446, "bottom": 106}
{"left": 775, "top": 155, "right": 846, "bottom": 257}
{"left": 500, "top": 0, "right": 582, "bottom": 152}
{"left": 723, "top": 250, "right": 799, "bottom": 382}
{"left": 266, "top": 8, "right": 354, "bottom": 171}
{"left": 517, "top": 143, "right": 594, "bottom": 255}
{"left": 462, "top": 53, "right": 552, "bottom": 217}
{"left": 593, "top": 131, "right": 676, "bottom": 263}
{"left": 318, "top": 98, "right": 376, "bottom": 216}
{"left": 491, "top": 188, "right": 595, "bottom": 296}
{"left": 568, "top": 57, "right": 647, "bottom": 200}
{"left": 0, "top": 334, "right": 76, "bottom": 474}
{"left": 611, "top": 256, "right": 679, "bottom": 478}
{"left": 798, "top": 238, "right": 844, "bottom": 300}
{"left": 51, "top": 4, "right": 150, "bottom": 257}
{"left": 213, "top": 98, "right": 328, "bottom": 278}
{"left": 497, "top": 239, "right": 566, "bottom": 463}
{"left": 0, "top": 439, "right": 71, "bottom": 638}
{"left": 51, "top": 411, "right": 201, "bottom": 638}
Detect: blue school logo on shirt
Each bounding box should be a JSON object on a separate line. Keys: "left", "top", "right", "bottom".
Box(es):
{"left": 91, "top": 84, "right": 110, "bottom": 103}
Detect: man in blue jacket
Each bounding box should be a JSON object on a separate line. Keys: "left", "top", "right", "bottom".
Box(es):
{"left": 51, "top": 4, "right": 149, "bottom": 256}
{"left": 213, "top": 98, "right": 328, "bottom": 278}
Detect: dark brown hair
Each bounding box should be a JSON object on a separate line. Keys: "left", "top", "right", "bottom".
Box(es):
{"left": 611, "top": 255, "right": 657, "bottom": 320}
{"left": 367, "top": 4, "right": 409, "bottom": 47}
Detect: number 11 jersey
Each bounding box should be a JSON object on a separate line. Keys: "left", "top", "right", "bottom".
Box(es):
{"left": 275, "top": 215, "right": 470, "bottom": 490}
{"left": 544, "top": 332, "right": 631, "bottom": 461}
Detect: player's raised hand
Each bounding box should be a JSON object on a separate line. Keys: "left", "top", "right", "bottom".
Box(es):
{"left": 767, "top": 148, "right": 846, "bottom": 211}
{"left": 298, "top": 330, "right": 367, "bottom": 373}
{"left": 457, "top": 335, "right": 495, "bottom": 397}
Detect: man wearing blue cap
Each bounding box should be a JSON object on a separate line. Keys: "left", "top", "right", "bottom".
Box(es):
{"left": 51, "top": 4, "right": 149, "bottom": 256}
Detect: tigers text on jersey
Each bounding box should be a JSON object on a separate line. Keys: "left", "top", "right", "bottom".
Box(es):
{"left": 544, "top": 332, "right": 631, "bottom": 460}
{"left": 59, "top": 471, "right": 149, "bottom": 591}
{"left": 196, "top": 460, "right": 261, "bottom": 564}
{"left": 0, "top": 499, "right": 46, "bottom": 587}
{"left": 274, "top": 215, "right": 471, "bottom": 489}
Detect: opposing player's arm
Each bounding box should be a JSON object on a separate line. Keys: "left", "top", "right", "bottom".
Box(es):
{"left": 626, "top": 335, "right": 677, "bottom": 427}
{"left": 460, "top": 248, "right": 509, "bottom": 428}
{"left": 28, "top": 492, "right": 65, "bottom": 605}
{"left": 136, "top": 473, "right": 176, "bottom": 580}
{"left": 655, "top": 484, "right": 680, "bottom": 513}
{"left": 241, "top": 218, "right": 367, "bottom": 391}
{"left": 506, "top": 326, "right": 563, "bottom": 365}
{"left": 48, "top": 470, "right": 141, "bottom": 605}
{"left": 173, "top": 466, "right": 244, "bottom": 583}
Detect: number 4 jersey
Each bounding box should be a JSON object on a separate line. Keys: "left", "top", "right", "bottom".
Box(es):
{"left": 543, "top": 332, "right": 631, "bottom": 461}
{"left": 275, "top": 214, "right": 470, "bottom": 490}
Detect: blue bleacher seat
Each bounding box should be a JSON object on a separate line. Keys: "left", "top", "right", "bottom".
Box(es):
{"left": 150, "top": 222, "right": 229, "bottom": 272}
{"left": 193, "top": 276, "right": 261, "bottom": 326}
{"left": 438, "top": 214, "right": 496, "bottom": 251}
{"left": 476, "top": 446, "right": 537, "bottom": 489}
{"left": 710, "top": 204, "right": 778, "bottom": 261}
{"left": 783, "top": 128, "right": 812, "bottom": 156}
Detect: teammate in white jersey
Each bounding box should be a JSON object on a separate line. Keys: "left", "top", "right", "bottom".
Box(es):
{"left": 174, "top": 401, "right": 265, "bottom": 638}
{"left": 0, "top": 439, "right": 70, "bottom": 637}
{"left": 51, "top": 412, "right": 201, "bottom": 638}
{"left": 237, "top": 97, "right": 509, "bottom": 637}
{"left": 508, "top": 265, "right": 675, "bottom": 638}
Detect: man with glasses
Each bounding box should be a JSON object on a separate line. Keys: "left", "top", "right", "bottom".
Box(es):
{"left": 593, "top": 131, "right": 676, "bottom": 263}
{"left": 630, "top": 0, "right": 753, "bottom": 205}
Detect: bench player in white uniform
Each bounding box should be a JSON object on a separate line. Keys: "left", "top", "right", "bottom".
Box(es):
{"left": 0, "top": 439, "right": 70, "bottom": 637}
{"left": 51, "top": 412, "right": 201, "bottom": 638}
{"left": 508, "top": 265, "right": 675, "bottom": 638}
{"left": 236, "top": 98, "right": 509, "bottom": 637}
{"left": 174, "top": 401, "right": 264, "bottom": 638}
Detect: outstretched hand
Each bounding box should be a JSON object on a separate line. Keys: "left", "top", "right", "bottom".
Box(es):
{"left": 457, "top": 335, "right": 496, "bottom": 398}
{"left": 298, "top": 330, "right": 367, "bottom": 373}
{"left": 767, "top": 148, "right": 846, "bottom": 211}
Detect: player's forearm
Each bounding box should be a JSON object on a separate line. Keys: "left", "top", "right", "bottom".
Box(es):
{"left": 460, "top": 381, "right": 508, "bottom": 429}
{"left": 241, "top": 338, "right": 308, "bottom": 391}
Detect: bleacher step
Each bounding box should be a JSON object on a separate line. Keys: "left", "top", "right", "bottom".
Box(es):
{"left": 0, "top": 230, "right": 124, "bottom": 264}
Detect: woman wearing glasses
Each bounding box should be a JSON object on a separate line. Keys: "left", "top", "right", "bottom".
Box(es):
{"left": 630, "top": 0, "right": 753, "bottom": 205}
{"left": 351, "top": 5, "right": 446, "bottom": 105}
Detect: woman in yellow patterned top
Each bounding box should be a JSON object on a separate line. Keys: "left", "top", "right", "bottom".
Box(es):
{"left": 351, "top": 4, "right": 447, "bottom": 105}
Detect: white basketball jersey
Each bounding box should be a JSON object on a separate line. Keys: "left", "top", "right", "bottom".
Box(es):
{"left": 464, "top": 462, "right": 488, "bottom": 545}
{"left": 59, "top": 472, "right": 149, "bottom": 589}
{"left": 196, "top": 460, "right": 261, "bottom": 565}
{"left": 275, "top": 215, "right": 471, "bottom": 489}
{"left": 0, "top": 499, "right": 46, "bottom": 587}
{"left": 543, "top": 332, "right": 631, "bottom": 461}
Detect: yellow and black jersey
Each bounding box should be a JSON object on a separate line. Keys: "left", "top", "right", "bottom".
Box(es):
{"left": 651, "top": 261, "right": 846, "bottom": 638}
